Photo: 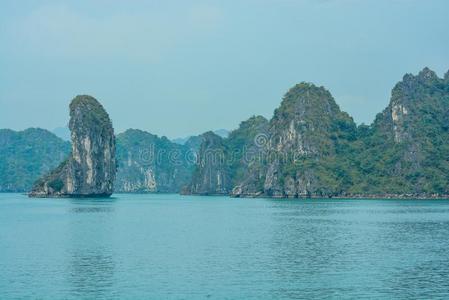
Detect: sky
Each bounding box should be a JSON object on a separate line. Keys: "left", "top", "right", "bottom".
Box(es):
{"left": 0, "top": 0, "right": 448, "bottom": 139}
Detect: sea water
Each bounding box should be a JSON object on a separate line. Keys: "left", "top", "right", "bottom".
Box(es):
{"left": 1, "top": 193, "right": 449, "bottom": 299}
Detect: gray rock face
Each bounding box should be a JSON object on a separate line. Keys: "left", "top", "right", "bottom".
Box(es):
{"left": 231, "top": 83, "right": 357, "bottom": 198}
{"left": 376, "top": 67, "right": 439, "bottom": 144}
{"left": 115, "top": 129, "right": 195, "bottom": 193}
{"left": 226, "top": 115, "right": 269, "bottom": 197}
{"left": 30, "top": 95, "right": 116, "bottom": 197}
{"left": 363, "top": 67, "right": 449, "bottom": 194}
{"left": 261, "top": 83, "right": 356, "bottom": 198}
{"left": 188, "top": 116, "right": 269, "bottom": 197}
{"left": 185, "top": 132, "right": 232, "bottom": 195}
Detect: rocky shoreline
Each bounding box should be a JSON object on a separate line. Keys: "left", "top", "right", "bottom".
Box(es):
{"left": 231, "top": 193, "right": 449, "bottom": 200}
{"left": 2, "top": 68, "right": 449, "bottom": 198}
{"left": 185, "top": 68, "right": 449, "bottom": 199}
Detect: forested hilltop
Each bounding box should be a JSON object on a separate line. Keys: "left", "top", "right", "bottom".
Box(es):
{"left": 0, "top": 128, "right": 197, "bottom": 193}
{"left": 115, "top": 129, "right": 196, "bottom": 193}
{"left": 0, "top": 128, "right": 70, "bottom": 192}
{"left": 186, "top": 67, "right": 449, "bottom": 198}
{"left": 1, "top": 67, "right": 449, "bottom": 198}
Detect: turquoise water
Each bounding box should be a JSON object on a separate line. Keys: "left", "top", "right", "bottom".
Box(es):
{"left": 1, "top": 194, "right": 449, "bottom": 299}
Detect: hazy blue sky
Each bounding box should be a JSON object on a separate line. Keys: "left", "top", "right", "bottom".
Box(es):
{"left": 1, "top": 0, "right": 448, "bottom": 138}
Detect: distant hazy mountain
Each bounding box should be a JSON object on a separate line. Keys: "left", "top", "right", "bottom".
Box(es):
{"left": 213, "top": 129, "right": 230, "bottom": 138}
{"left": 52, "top": 126, "right": 71, "bottom": 141}
{"left": 2, "top": 68, "right": 449, "bottom": 198}
{"left": 0, "top": 126, "right": 197, "bottom": 193}
{"left": 171, "top": 136, "right": 190, "bottom": 145}
{"left": 172, "top": 129, "right": 229, "bottom": 145}
{"left": 185, "top": 117, "right": 268, "bottom": 195}
{"left": 115, "top": 129, "right": 196, "bottom": 193}
{"left": 0, "top": 128, "right": 70, "bottom": 192}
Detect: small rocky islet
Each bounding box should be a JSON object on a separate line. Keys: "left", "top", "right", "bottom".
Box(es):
{"left": 29, "top": 95, "right": 116, "bottom": 197}
{"left": 1, "top": 67, "right": 448, "bottom": 198}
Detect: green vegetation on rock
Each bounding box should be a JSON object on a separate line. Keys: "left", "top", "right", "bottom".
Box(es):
{"left": 30, "top": 95, "right": 116, "bottom": 198}
{"left": 0, "top": 128, "right": 70, "bottom": 192}
{"left": 2, "top": 67, "right": 449, "bottom": 198}
{"left": 188, "top": 67, "right": 449, "bottom": 198}
{"left": 115, "top": 129, "right": 195, "bottom": 193}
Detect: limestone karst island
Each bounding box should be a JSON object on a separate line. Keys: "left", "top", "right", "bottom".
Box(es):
{"left": 1, "top": 1, "right": 449, "bottom": 299}
{"left": 29, "top": 96, "right": 116, "bottom": 197}
{"left": 7, "top": 67, "right": 448, "bottom": 199}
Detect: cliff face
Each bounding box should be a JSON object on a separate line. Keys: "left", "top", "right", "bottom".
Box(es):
{"left": 187, "top": 84, "right": 359, "bottom": 198}
{"left": 355, "top": 68, "right": 449, "bottom": 195}
{"left": 237, "top": 83, "right": 357, "bottom": 198}
{"left": 115, "top": 129, "right": 195, "bottom": 193}
{"left": 186, "top": 131, "right": 232, "bottom": 195}
{"left": 0, "top": 128, "right": 70, "bottom": 192}
{"left": 373, "top": 68, "right": 447, "bottom": 144}
{"left": 30, "top": 95, "right": 116, "bottom": 197}
{"left": 3, "top": 67, "right": 448, "bottom": 198}
{"left": 190, "top": 67, "right": 449, "bottom": 198}
{"left": 185, "top": 116, "right": 270, "bottom": 196}
{"left": 227, "top": 116, "right": 269, "bottom": 196}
